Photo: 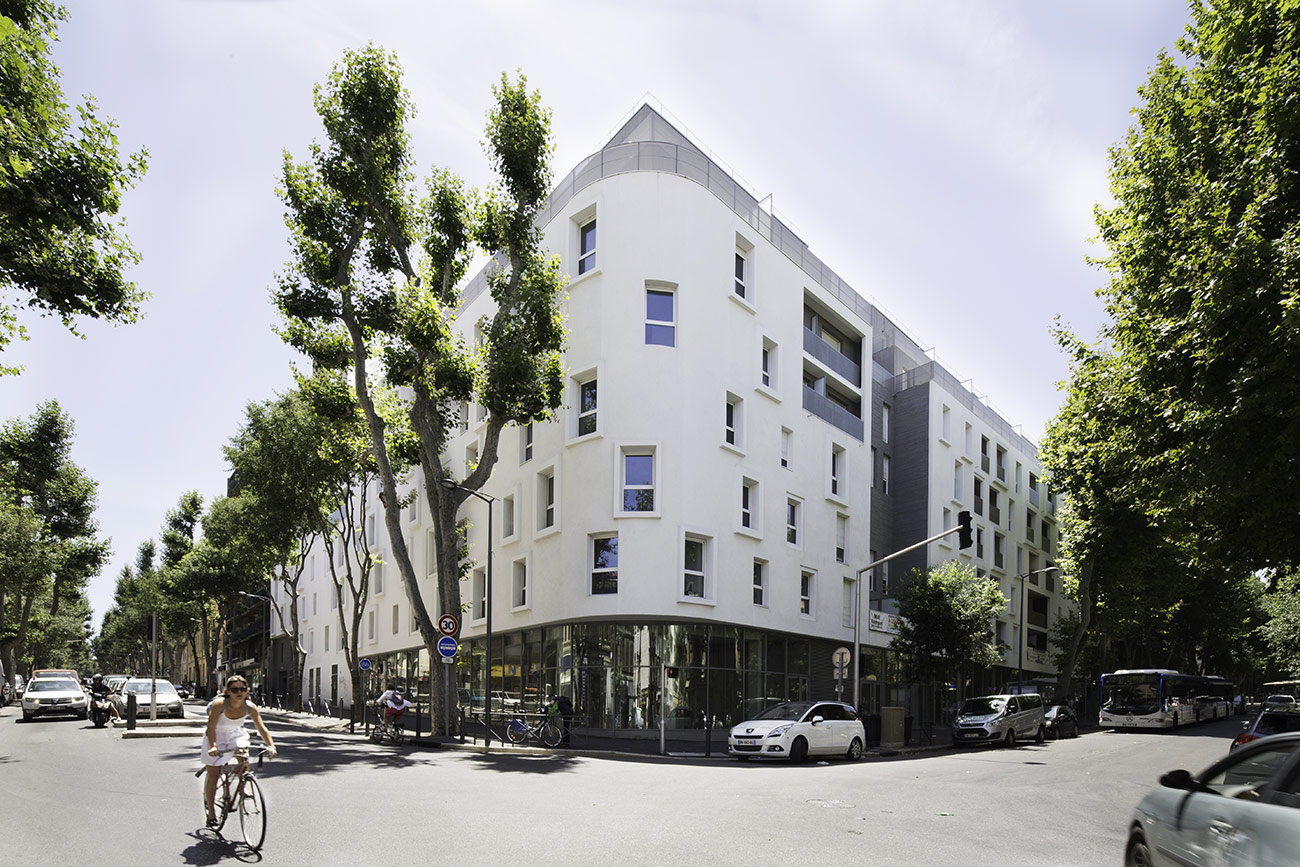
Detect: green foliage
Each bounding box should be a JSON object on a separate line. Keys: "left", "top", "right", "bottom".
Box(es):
{"left": 1259, "top": 570, "right": 1300, "bottom": 676}
{"left": 891, "top": 560, "right": 1006, "bottom": 681}
{"left": 274, "top": 50, "right": 567, "bottom": 731}
{"left": 0, "top": 0, "right": 148, "bottom": 372}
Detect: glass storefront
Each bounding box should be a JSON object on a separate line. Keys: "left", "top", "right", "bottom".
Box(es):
{"left": 449, "top": 621, "right": 899, "bottom": 733}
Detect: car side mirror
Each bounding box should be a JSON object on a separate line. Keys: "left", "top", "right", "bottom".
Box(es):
{"left": 1159, "top": 769, "right": 1197, "bottom": 790}
{"left": 811, "top": 716, "right": 824, "bottom": 725}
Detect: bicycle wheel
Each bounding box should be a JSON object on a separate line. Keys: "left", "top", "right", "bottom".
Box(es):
{"left": 506, "top": 718, "right": 528, "bottom": 744}
{"left": 538, "top": 720, "right": 562, "bottom": 748}
{"left": 393, "top": 725, "right": 405, "bottom": 746}
{"left": 238, "top": 775, "right": 267, "bottom": 851}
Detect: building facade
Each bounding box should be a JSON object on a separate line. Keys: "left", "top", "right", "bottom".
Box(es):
{"left": 273, "top": 105, "right": 1067, "bottom": 743}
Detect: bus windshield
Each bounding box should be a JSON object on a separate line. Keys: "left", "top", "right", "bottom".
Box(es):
{"left": 1102, "top": 674, "right": 1161, "bottom": 716}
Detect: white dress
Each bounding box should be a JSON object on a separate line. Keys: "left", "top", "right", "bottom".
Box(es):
{"left": 200, "top": 702, "right": 251, "bottom": 766}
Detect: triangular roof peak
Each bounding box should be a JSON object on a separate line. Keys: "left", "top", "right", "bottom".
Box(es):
{"left": 603, "top": 103, "right": 702, "bottom": 153}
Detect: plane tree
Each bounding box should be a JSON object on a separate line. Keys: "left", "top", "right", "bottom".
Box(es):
{"left": 275, "top": 48, "right": 566, "bottom": 732}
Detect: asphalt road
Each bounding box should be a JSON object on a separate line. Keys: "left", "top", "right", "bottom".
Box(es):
{"left": 0, "top": 701, "right": 1247, "bottom": 866}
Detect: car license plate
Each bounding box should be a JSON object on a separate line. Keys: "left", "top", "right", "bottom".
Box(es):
{"left": 737, "top": 738, "right": 757, "bottom": 744}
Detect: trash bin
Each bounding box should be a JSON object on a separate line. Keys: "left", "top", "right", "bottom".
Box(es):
{"left": 863, "top": 713, "right": 882, "bottom": 746}
{"left": 881, "top": 707, "right": 905, "bottom": 749}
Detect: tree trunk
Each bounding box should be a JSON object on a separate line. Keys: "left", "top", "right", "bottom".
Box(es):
{"left": 1055, "top": 557, "right": 1093, "bottom": 704}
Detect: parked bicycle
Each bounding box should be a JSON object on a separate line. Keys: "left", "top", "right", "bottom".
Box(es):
{"left": 506, "top": 713, "right": 563, "bottom": 748}
{"left": 195, "top": 748, "right": 270, "bottom": 850}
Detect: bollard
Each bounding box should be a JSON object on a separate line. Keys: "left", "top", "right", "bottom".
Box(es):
{"left": 126, "top": 691, "right": 138, "bottom": 730}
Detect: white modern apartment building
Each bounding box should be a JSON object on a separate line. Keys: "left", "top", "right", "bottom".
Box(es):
{"left": 273, "top": 105, "right": 1067, "bottom": 741}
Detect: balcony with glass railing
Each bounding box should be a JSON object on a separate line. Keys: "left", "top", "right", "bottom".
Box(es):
{"left": 803, "top": 327, "right": 861, "bottom": 386}
{"left": 801, "top": 386, "right": 864, "bottom": 440}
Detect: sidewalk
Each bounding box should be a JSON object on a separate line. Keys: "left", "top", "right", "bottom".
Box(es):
{"left": 117, "top": 700, "right": 355, "bottom": 739}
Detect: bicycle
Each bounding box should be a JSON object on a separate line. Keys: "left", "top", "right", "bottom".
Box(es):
{"left": 505, "top": 713, "right": 563, "bottom": 748}
{"left": 370, "top": 711, "right": 405, "bottom": 745}
{"left": 195, "top": 748, "right": 270, "bottom": 850}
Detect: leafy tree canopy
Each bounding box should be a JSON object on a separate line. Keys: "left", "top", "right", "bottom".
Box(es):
{"left": 891, "top": 560, "right": 1006, "bottom": 682}
{"left": 0, "top": 0, "right": 148, "bottom": 373}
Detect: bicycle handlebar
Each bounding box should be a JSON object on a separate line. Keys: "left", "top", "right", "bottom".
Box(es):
{"left": 194, "top": 747, "right": 274, "bottom": 777}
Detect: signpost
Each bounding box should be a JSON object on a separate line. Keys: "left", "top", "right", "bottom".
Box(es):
{"left": 437, "top": 633, "right": 458, "bottom": 737}
{"left": 438, "top": 614, "right": 459, "bottom": 637}
{"left": 832, "top": 646, "right": 851, "bottom": 700}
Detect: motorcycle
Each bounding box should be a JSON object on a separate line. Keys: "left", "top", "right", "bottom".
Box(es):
{"left": 91, "top": 694, "right": 112, "bottom": 728}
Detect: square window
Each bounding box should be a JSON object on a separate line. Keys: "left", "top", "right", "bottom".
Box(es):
{"left": 622, "top": 449, "right": 655, "bottom": 512}
{"left": 645, "top": 287, "right": 675, "bottom": 346}
{"left": 578, "top": 219, "right": 596, "bottom": 274}
{"left": 591, "top": 535, "right": 618, "bottom": 595}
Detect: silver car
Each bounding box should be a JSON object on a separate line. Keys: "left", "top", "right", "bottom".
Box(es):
{"left": 114, "top": 678, "right": 185, "bottom": 719}
{"left": 1125, "top": 732, "right": 1300, "bottom": 866}
{"left": 728, "top": 700, "right": 865, "bottom": 762}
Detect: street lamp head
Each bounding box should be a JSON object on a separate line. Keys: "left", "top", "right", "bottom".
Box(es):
{"left": 439, "top": 478, "right": 460, "bottom": 491}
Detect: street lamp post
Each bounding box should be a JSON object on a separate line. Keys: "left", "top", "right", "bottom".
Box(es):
{"left": 239, "top": 590, "right": 283, "bottom": 704}
{"left": 440, "top": 480, "right": 494, "bottom": 747}
{"left": 1010, "top": 567, "right": 1060, "bottom": 690}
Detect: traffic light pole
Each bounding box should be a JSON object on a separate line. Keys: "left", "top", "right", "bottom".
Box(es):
{"left": 852, "top": 513, "right": 972, "bottom": 708}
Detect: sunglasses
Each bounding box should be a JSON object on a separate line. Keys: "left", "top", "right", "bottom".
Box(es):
{"left": 228, "top": 686, "right": 249, "bottom": 693}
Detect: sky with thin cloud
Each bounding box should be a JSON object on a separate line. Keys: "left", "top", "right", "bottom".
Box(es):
{"left": 3, "top": 0, "right": 1193, "bottom": 628}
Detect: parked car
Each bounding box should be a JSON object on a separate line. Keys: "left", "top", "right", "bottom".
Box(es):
{"left": 952, "top": 693, "right": 1046, "bottom": 747}
{"left": 113, "top": 678, "right": 185, "bottom": 719}
{"left": 1125, "top": 732, "right": 1300, "bottom": 866}
{"left": 491, "top": 690, "right": 521, "bottom": 710}
{"left": 20, "top": 678, "right": 89, "bottom": 721}
{"left": 728, "top": 700, "right": 865, "bottom": 762}
{"left": 1232, "top": 708, "right": 1300, "bottom": 752}
{"left": 1044, "top": 704, "right": 1079, "bottom": 739}
{"left": 1263, "top": 694, "right": 1297, "bottom": 709}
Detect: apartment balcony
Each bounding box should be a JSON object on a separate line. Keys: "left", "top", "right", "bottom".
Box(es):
{"left": 802, "top": 386, "right": 864, "bottom": 440}
{"left": 803, "top": 327, "right": 861, "bottom": 387}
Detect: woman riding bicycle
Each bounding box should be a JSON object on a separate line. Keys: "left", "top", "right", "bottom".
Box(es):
{"left": 201, "top": 674, "right": 277, "bottom": 828}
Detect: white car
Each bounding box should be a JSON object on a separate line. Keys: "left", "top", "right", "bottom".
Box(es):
{"left": 21, "top": 678, "right": 88, "bottom": 721}
{"left": 115, "top": 678, "right": 185, "bottom": 719}
{"left": 728, "top": 700, "right": 865, "bottom": 762}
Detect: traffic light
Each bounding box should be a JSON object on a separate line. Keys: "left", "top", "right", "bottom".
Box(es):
{"left": 957, "top": 510, "right": 973, "bottom": 549}
{"left": 665, "top": 666, "right": 679, "bottom": 678}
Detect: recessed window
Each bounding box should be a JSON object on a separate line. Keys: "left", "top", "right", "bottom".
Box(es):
{"left": 591, "top": 535, "right": 618, "bottom": 595}
{"left": 752, "top": 560, "right": 767, "bottom": 606}
{"left": 740, "top": 477, "right": 760, "bottom": 532}
{"left": 576, "top": 375, "right": 598, "bottom": 437}
{"left": 836, "top": 513, "right": 848, "bottom": 563}
{"left": 786, "top": 497, "right": 801, "bottom": 545}
{"left": 578, "top": 218, "right": 597, "bottom": 274}
{"left": 734, "top": 251, "right": 747, "bottom": 299}
{"left": 800, "top": 569, "right": 815, "bottom": 616}
{"left": 502, "top": 493, "right": 516, "bottom": 539}
{"left": 367, "top": 610, "right": 376, "bottom": 641}
{"left": 881, "top": 454, "right": 891, "bottom": 495}
{"left": 621, "top": 449, "right": 655, "bottom": 512}
{"left": 407, "top": 494, "right": 419, "bottom": 523}
{"left": 881, "top": 403, "right": 891, "bottom": 443}
{"left": 735, "top": 234, "right": 754, "bottom": 303}
{"left": 471, "top": 567, "right": 486, "bottom": 619}
{"left": 683, "top": 535, "right": 708, "bottom": 599}
{"left": 324, "top": 625, "right": 329, "bottom": 652}
{"left": 780, "top": 428, "right": 793, "bottom": 469}
{"left": 512, "top": 558, "right": 528, "bottom": 608}
{"left": 536, "top": 467, "right": 556, "bottom": 531}
{"left": 520, "top": 423, "right": 533, "bottom": 463}
{"left": 645, "top": 287, "right": 675, "bottom": 346}
{"left": 843, "top": 578, "right": 856, "bottom": 628}
{"left": 373, "top": 561, "right": 383, "bottom": 595}
{"left": 724, "top": 393, "right": 744, "bottom": 449}
{"left": 392, "top": 604, "right": 400, "bottom": 635}
{"left": 830, "top": 444, "right": 846, "bottom": 498}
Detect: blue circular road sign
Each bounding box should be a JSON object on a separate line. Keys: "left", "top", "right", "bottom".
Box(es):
{"left": 359, "top": 658, "right": 371, "bottom": 671}
{"left": 437, "top": 636, "right": 458, "bottom": 659}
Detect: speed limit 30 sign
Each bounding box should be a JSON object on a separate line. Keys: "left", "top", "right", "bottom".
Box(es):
{"left": 437, "top": 614, "right": 459, "bottom": 636}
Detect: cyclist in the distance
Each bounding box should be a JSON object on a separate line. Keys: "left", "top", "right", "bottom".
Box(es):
{"left": 375, "top": 685, "right": 411, "bottom": 731}
{"left": 201, "top": 674, "right": 277, "bottom": 828}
